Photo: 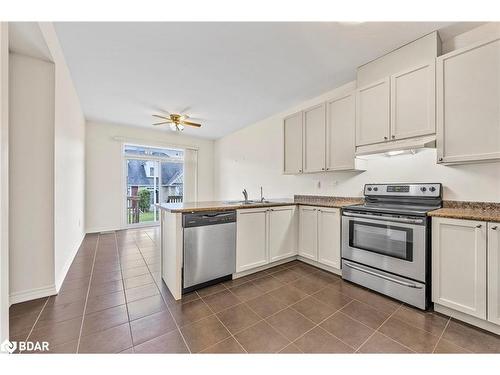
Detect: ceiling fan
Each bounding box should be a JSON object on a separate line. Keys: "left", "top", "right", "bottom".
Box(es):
{"left": 152, "top": 112, "right": 202, "bottom": 132}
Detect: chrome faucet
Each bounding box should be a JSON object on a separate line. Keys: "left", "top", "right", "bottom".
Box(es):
{"left": 242, "top": 189, "right": 248, "bottom": 203}
{"left": 260, "top": 186, "right": 265, "bottom": 202}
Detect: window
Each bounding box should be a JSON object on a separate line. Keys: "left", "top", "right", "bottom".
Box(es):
{"left": 124, "top": 144, "right": 185, "bottom": 225}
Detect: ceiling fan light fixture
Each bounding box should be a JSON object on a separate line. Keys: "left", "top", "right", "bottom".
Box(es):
{"left": 169, "top": 123, "right": 184, "bottom": 132}
{"left": 153, "top": 111, "right": 201, "bottom": 131}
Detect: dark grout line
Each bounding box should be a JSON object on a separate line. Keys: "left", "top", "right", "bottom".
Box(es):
{"left": 133, "top": 227, "right": 192, "bottom": 353}
{"left": 22, "top": 297, "right": 50, "bottom": 352}
{"left": 75, "top": 235, "right": 100, "bottom": 353}
{"left": 431, "top": 316, "right": 452, "bottom": 353}
{"left": 114, "top": 231, "right": 136, "bottom": 353}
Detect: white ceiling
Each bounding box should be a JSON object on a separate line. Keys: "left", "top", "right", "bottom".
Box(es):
{"left": 54, "top": 22, "right": 472, "bottom": 139}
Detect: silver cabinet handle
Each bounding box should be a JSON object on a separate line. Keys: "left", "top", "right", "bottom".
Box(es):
{"left": 492, "top": 226, "right": 498, "bottom": 230}
{"left": 476, "top": 224, "right": 482, "bottom": 228}
{"left": 343, "top": 261, "right": 423, "bottom": 289}
{"left": 384, "top": 136, "right": 388, "bottom": 140}
{"left": 392, "top": 135, "right": 395, "bottom": 139}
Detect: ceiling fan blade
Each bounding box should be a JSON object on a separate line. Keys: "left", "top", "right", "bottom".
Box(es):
{"left": 152, "top": 121, "right": 171, "bottom": 126}
{"left": 152, "top": 114, "right": 171, "bottom": 120}
{"left": 181, "top": 120, "right": 202, "bottom": 128}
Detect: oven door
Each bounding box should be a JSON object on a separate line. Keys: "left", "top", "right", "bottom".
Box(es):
{"left": 342, "top": 211, "right": 426, "bottom": 282}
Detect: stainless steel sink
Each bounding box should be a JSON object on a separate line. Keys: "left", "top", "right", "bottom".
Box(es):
{"left": 224, "top": 200, "right": 270, "bottom": 205}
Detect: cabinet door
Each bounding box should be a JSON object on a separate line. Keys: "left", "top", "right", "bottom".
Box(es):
{"left": 303, "top": 103, "right": 326, "bottom": 173}
{"left": 236, "top": 208, "right": 268, "bottom": 272}
{"left": 283, "top": 112, "right": 303, "bottom": 174}
{"left": 390, "top": 61, "right": 435, "bottom": 140}
{"left": 268, "top": 206, "right": 297, "bottom": 262}
{"left": 356, "top": 77, "right": 390, "bottom": 146}
{"left": 326, "top": 93, "right": 356, "bottom": 171}
{"left": 432, "top": 217, "right": 487, "bottom": 319}
{"left": 317, "top": 208, "right": 341, "bottom": 269}
{"left": 437, "top": 37, "right": 500, "bottom": 164}
{"left": 298, "top": 206, "right": 318, "bottom": 261}
{"left": 488, "top": 223, "right": 500, "bottom": 326}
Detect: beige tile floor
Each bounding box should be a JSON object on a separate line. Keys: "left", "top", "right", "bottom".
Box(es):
{"left": 9, "top": 226, "right": 500, "bottom": 353}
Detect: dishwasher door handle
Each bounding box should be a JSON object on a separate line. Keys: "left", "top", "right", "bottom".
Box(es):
{"left": 201, "top": 212, "right": 234, "bottom": 219}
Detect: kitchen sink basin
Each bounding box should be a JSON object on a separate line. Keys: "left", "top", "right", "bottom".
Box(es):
{"left": 224, "top": 200, "right": 270, "bottom": 205}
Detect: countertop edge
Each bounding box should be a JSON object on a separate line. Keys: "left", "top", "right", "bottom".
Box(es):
{"left": 157, "top": 200, "right": 360, "bottom": 213}
{"left": 428, "top": 208, "right": 500, "bottom": 223}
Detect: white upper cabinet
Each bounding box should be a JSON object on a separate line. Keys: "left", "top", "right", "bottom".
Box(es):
{"left": 236, "top": 208, "right": 268, "bottom": 273}
{"left": 298, "top": 206, "right": 318, "bottom": 261}
{"left": 303, "top": 103, "right": 326, "bottom": 173}
{"left": 432, "top": 217, "right": 487, "bottom": 319}
{"left": 356, "top": 78, "right": 391, "bottom": 146}
{"left": 326, "top": 93, "right": 356, "bottom": 171}
{"left": 268, "top": 206, "right": 297, "bottom": 262}
{"left": 283, "top": 112, "right": 303, "bottom": 174}
{"left": 437, "top": 37, "right": 500, "bottom": 164}
{"left": 488, "top": 222, "right": 500, "bottom": 326}
{"left": 317, "top": 208, "right": 341, "bottom": 269}
{"left": 390, "top": 61, "right": 436, "bottom": 140}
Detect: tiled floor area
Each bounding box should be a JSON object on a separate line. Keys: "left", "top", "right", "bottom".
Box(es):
{"left": 9, "top": 227, "right": 500, "bottom": 353}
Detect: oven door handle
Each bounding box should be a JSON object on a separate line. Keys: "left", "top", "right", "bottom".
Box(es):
{"left": 342, "top": 211, "right": 425, "bottom": 224}
{"left": 343, "top": 261, "right": 423, "bottom": 289}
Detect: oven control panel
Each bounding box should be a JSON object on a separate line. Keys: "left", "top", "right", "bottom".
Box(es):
{"left": 364, "top": 183, "right": 441, "bottom": 197}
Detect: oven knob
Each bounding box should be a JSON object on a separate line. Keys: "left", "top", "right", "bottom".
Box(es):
{"left": 367, "top": 187, "right": 372, "bottom": 191}
{"left": 420, "top": 187, "right": 427, "bottom": 192}
{"left": 429, "top": 186, "right": 436, "bottom": 192}
{"left": 373, "top": 187, "right": 378, "bottom": 191}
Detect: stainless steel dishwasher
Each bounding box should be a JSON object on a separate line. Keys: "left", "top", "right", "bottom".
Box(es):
{"left": 182, "top": 210, "right": 236, "bottom": 293}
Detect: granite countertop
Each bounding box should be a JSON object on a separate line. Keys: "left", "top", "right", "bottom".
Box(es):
{"left": 157, "top": 195, "right": 363, "bottom": 213}
{"left": 428, "top": 201, "right": 500, "bottom": 223}
{"left": 293, "top": 195, "right": 364, "bottom": 208}
{"left": 157, "top": 199, "right": 296, "bottom": 213}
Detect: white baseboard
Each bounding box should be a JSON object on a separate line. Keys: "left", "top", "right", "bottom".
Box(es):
{"left": 233, "top": 255, "right": 342, "bottom": 279}
{"left": 434, "top": 303, "right": 500, "bottom": 335}
{"left": 85, "top": 225, "right": 123, "bottom": 234}
{"left": 297, "top": 256, "right": 342, "bottom": 276}
{"left": 233, "top": 256, "right": 297, "bottom": 279}
{"left": 9, "top": 284, "right": 57, "bottom": 306}
{"left": 54, "top": 232, "right": 85, "bottom": 292}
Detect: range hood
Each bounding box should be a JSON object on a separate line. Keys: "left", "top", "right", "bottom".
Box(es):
{"left": 355, "top": 134, "right": 436, "bottom": 156}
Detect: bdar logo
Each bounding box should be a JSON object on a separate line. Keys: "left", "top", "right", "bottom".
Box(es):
{"left": 1, "top": 339, "right": 17, "bottom": 354}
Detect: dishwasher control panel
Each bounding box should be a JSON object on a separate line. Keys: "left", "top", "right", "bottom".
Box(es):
{"left": 183, "top": 211, "right": 237, "bottom": 228}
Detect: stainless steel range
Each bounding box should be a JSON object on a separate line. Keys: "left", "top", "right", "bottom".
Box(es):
{"left": 341, "top": 183, "right": 442, "bottom": 310}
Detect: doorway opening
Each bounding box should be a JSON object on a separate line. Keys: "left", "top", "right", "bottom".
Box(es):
{"left": 124, "top": 144, "right": 184, "bottom": 227}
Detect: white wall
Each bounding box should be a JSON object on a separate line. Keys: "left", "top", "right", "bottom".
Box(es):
{"left": 214, "top": 24, "right": 500, "bottom": 203}
{"left": 39, "top": 23, "right": 86, "bottom": 290}
{"left": 0, "top": 22, "right": 10, "bottom": 343}
{"left": 85, "top": 121, "right": 214, "bottom": 233}
{"left": 9, "top": 53, "right": 56, "bottom": 301}
{"left": 8, "top": 22, "right": 86, "bottom": 304}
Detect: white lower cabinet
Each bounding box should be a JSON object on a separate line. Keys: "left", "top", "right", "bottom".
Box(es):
{"left": 236, "top": 206, "right": 297, "bottom": 273}
{"left": 269, "top": 206, "right": 298, "bottom": 262}
{"left": 236, "top": 208, "right": 269, "bottom": 272}
{"left": 298, "top": 206, "right": 341, "bottom": 270}
{"left": 317, "top": 208, "right": 341, "bottom": 269}
{"left": 488, "top": 222, "right": 500, "bottom": 326}
{"left": 298, "top": 206, "right": 318, "bottom": 260}
{"left": 432, "top": 217, "right": 487, "bottom": 319}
